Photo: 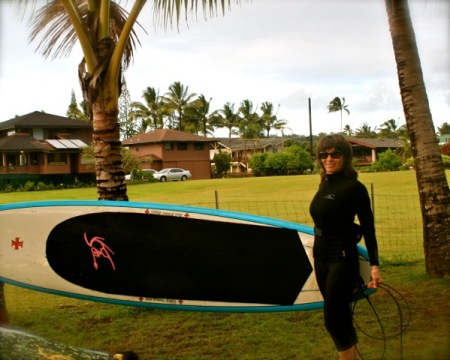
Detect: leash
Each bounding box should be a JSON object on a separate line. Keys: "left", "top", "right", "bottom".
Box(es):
{"left": 352, "top": 281, "right": 411, "bottom": 359}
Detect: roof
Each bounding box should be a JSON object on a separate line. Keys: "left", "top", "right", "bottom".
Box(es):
{"left": 0, "top": 133, "right": 87, "bottom": 152}
{"left": 217, "top": 137, "right": 283, "bottom": 150}
{"left": 0, "top": 111, "right": 92, "bottom": 130}
{"left": 347, "top": 137, "right": 402, "bottom": 149}
{"left": 122, "top": 129, "right": 216, "bottom": 145}
{"left": 0, "top": 133, "right": 53, "bottom": 151}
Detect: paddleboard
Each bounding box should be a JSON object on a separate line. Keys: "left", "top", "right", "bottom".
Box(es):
{"left": 0, "top": 200, "right": 372, "bottom": 312}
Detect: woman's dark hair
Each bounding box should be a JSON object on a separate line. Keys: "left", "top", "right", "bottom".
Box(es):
{"left": 316, "top": 134, "right": 358, "bottom": 182}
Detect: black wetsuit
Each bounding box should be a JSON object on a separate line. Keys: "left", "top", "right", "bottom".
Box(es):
{"left": 309, "top": 172, "right": 379, "bottom": 351}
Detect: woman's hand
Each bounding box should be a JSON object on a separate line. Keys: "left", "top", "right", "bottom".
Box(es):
{"left": 368, "top": 266, "right": 382, "bottom": 288}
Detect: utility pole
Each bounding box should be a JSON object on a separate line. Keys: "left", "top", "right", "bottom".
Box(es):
{"left": 308, "top": 98, "right": 313, "bottom": 158}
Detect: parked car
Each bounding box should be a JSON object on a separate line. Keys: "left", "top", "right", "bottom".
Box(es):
{"left": 153, "top": 168, "right": 192, "bottom": 182}
{"left": 125, "top": 169, "right": 157, "bottom": 181}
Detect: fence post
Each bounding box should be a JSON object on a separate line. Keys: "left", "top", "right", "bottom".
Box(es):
{"left": 215, "top": 190, "right": 219, "bottom": 209}
{"left": 370, "top": 183, "right": 375, "bottom": 220}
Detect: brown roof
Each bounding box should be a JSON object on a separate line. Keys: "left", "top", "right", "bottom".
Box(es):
{"left": 217, "top": 137, "right": 283, "bottom": 150}
{"left": 0, "top": 111, "right": 92, "bottom": 130}
{"left": 0, "top": 133, "right": 53, "bottom": 151}
{"left": 123, "top": 129, "right": 216, "bottom": 145}
{"left": 347, "top": 137, "right": 402, "bottom": 149}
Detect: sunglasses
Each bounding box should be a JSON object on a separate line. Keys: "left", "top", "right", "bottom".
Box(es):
{"left": 318, "top": 151, "right": 343, "bottom": 160}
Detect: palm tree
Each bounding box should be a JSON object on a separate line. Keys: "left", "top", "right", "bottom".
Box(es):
{"left": 378, "top": 118, "right": 400, "bottom": 139}
{"left": 260, "top": 102, "right": 287, "bottom": 137}
{"left": 238, "top": 99, "right": 263, "bottom": 139}
{"left": 385, "top": 0, "right": 450, "bottom": 278}
{"left": 162, "top": 81, "right": 197, "bottom": 132}
{"left": 187, "top": 94, "right": 216, "bottom": 136}
{"left": 355, "top": 122, "right": 377, "bottom": 138}
{"left": 213, "top": 102, "right": 240, "bottom": 138}
{"left": 327, "top": 97, "right": 350, "bottom": 132}
{"left": 130, "top": 87, "right": 166, "bottom": 133}
{"left": 342, "top": 124, "right": 353, "bottom": 136}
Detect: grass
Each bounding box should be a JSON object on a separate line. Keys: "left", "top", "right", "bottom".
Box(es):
{"left": 1, "top": 170, "right": 450, "bottom": 359}
{"left": 4, "top": 261, "right": 449, "bottom": 359}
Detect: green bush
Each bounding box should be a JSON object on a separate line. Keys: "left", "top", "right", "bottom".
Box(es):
{"left": 371, "top": 149, "right": 403, "bottom": 172}
{"left": 213, "top": 152, "right": 232, "bottom": 177}
{"left": 249, "top": 153, "right": 269, "bottom": 176}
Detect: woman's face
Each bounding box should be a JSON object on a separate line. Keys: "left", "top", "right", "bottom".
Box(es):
{"left": 319, "top": 148, "right": 344, "bottom": 174}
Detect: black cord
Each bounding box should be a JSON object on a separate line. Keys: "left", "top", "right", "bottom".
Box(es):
{"left": 351, "top": 281, "right": 411, "bottom": 360}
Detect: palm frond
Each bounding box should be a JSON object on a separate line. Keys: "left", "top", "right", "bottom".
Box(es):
{"left": 152, "top": 0, "right": 237, "bottom": 29}
{"left": 25, "top": 0, "right": 143, "bottom": 69}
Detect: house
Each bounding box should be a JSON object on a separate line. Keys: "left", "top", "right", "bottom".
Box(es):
{"left": 438, "top": 134, "right": 450, "bottom": 145}
{"left": 346, "top": 138, "right": 403, "bottom": 165}
{"left": 212, "top": 137, "right": 285, "bottom": 174}
{"left": 0, "top": 111, "right": 94, "bottom": 188}
{"left": 122, "top": 129, "right": 216, "bottom": 180}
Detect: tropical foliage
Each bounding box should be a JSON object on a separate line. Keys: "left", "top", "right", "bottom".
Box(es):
{"left": 249, "top": 145, "right": 313, "bottom": 176}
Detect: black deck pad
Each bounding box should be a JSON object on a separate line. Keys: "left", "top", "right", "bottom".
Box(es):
{"left": 46, "top": 212, "right": 313, "bottom": 305}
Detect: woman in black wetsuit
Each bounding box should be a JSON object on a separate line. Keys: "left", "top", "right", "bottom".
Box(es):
{"left": 310, "top": 135, "right": 382, "bottom": 360}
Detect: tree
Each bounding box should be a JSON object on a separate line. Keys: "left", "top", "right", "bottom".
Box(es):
{"left": 437, "top": 122, "right": 450, "bottom": 135}
{"left": 162, "top": 81, "right": 197, "bottom": 132}
{"left": 342, "top": 124, "right": 353, "bottom": 136}
{"left": 187, "top": 94, "right": 216, "bottom": 136}
{"left": 213, "top": 151, "right": 231, "bottom": 177}
{"left": 66, "top": 89, "right": 89, "bottom": 121}
{"left": 238, "top": 99, "right": 263, "bottom": 139}
{"left": 355, "top": 122, "right": 377, "bottom": 138}
{"left": 214, "top": 102, "right": 240, "bottom": 138}
{"left": 327, "top": 97, "right": 350, "bottom": 132}
{"left": 118, "top": 77, "right": 136, "bottom": 139}
{"left": 385, "top": 0, "right": 450, "bottom": 277}
{"left": 378, "top": 118, "right": 400, "bottom": 138}
{"left": 260, "top": 102, "right": 287, "bottom": 137}
{"left": 130, "top": 87, "right": 166, "bottom": 134}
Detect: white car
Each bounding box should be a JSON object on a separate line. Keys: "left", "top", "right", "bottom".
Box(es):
{"left": 153, "top": 168, "right": 192, "bottom": 182}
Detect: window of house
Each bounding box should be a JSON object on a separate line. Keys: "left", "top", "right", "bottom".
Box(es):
{"left": 194, "top": 142, "right": 204, "bottom": 150}
{"left": 48, "top": 153, "right": 67, "bottom": 164}
{"left": 177, "top": 142, "right": 188, "bottom": 150}
{"left": 164, "top": 142, "right": 174, "bottom": 150}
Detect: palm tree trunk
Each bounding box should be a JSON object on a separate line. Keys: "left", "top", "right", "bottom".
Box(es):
{"left": 385, "top": 0, "right": 450, "bottom": 277}
{"left": 92, "top": 103, "right": 129, "bottom": 201}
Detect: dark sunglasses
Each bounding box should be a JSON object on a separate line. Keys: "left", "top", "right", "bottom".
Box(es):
{"left": 318, "top": 151, "right": 343, "bottom": 160}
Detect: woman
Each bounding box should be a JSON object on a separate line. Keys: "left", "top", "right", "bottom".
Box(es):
{"left": 309, "top": 135, "right": 381, "bottom": 360}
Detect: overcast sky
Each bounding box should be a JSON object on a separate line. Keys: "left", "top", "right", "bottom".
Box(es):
{"left": 0, "top": 0, "right": 448, "bottom": 137}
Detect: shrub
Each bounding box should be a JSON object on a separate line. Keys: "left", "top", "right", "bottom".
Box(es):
{"left": 371, "top": 149, "right": 403, "bottom": 171}
{"left": 249, "top": 153, "right": 269, "bottom": 176}
{"left": 284, "top": 145, "right": 314, "bottom": 174}
{"left": 213, "top": 152, "right": 232, "bottom": 177}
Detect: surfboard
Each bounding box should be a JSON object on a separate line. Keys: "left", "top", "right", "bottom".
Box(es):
{"left": 0, "top": 200, "right": 372, "bottom": 312}
{"left": 0, "top": 326, "right": 137, "bottom": 360}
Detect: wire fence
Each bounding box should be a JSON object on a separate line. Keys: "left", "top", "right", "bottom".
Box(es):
{"left": 186, "top": 193, "right": 424, "bottom": 261}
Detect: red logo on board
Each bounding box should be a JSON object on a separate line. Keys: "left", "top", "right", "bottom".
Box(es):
{"left": 11, "top": 237, "right": 23, "bottom": 250}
